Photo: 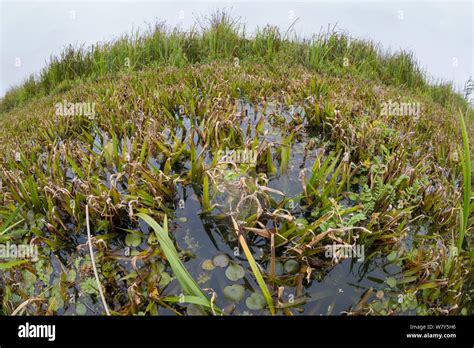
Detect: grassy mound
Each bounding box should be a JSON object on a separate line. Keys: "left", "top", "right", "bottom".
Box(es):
{"left": 0, "top": 13, "right": 472, "bottom": 316}
{"left": 1, "top": 12, "right": 469, "bottom": 114}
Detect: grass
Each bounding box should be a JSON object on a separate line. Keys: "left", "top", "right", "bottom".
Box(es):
{"left": 0, "top": 205, "right": 24, "bottom": 237}
{"left": 231, "top": 216, "right": 275, "bottom": 315}
{"left": 1, "top": 12, "right": 469, "bottom": 114}
{"left": 458, "top": 110, "right": 471, "bottom": 251}
{"left": 137, "top": 213, "right": 220, "bottom": 315}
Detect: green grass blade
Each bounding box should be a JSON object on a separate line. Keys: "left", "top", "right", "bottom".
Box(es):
{"left": 458, "top": 110, "right": 471, "bottom": 250}
{"left": 162, "top": 295, "right": 214, "bottom": 308}
{"left": 0, "top": 259, "right": 28, "bottom": 270}
{"left": 231, "top": 216, "right": 275, "bottom": 315}
{"left": 202, "top": 173, "right": 210, "bottom": 211}
{"left": 137, "top": 213, "right": 220, "bottom": 314}
{"left": 0, "top": 205, "right": 24, "bottom": 233}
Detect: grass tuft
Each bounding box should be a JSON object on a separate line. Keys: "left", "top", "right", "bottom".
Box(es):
{"left": 457, "top": 110, "right": 471, "bottom": 250}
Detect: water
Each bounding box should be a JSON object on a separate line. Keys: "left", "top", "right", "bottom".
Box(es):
{"left": 35, "top": 101, "right": 404, "bottom": 316}
{"left": 152, "top": 101, "right": 401, "bottom": 315}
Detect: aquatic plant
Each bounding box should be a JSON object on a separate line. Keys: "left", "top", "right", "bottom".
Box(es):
{"left": 457, "top": 110, "right": 471, "bottom": 250}
{"left": 137, "top": 213, "right": 220, "bottom": 315}
{"left": 0, "top": 12, "right": 471, "bottom": 316}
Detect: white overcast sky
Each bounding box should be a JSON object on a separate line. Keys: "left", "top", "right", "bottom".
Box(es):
{"left": 0, "top": 0, "right": 472, "bottom": 97}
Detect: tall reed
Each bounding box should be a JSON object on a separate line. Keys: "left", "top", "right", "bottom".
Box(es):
{"left": 457, "top": 111, "right": 471, "bottom": 250}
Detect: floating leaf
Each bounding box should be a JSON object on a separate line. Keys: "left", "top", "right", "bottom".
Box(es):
{"left": 137, "top": 213, "right": 220, "bottom": 314}
{"left": 405, "top": 293, "right": 418, "bottom": 311}
{"left": 158, "top": 272, "right": 172, "bottom": 287}
{"left": 67, "top": 269, "right": 77, "bottom": 283}
{"left": 197, "top": 272, "right": 210, "bottom": 284}
{"left": 268, "top": 261, "right": 283, "bottom": 276}
{"left": 387, "top": 251, "right": 397, "bottom": 262}
{"left": 201, "top": 259, "right": 215, "bottom": 271}
{"left": 212, "top": 254, "right": 229, "bottom": 268}
{"left": 275, "top": 262, "right": 284, "bottom": 276}
{"left": 386, "top": 277, "right": 397, "bottom": 288}
{"left": 125, "top": 233, "right": 141, "bottom": 247}
{"left": 23, "top": 270, "right": 36, "bottom": 289}
{"left": 225, "top": 263, "right": 245, "bottom": 281}
{"left": 49, "top": 296, "right": 64, "bottom": 312}
{"left": 223, "top": 284, "right": 245, "bottom": 302}
{"left": 80, "top": 277, "right": 98, "bottom": 295}
{"left": 245, "top": 292, "right": 266, "bottom": 310}
{"left": 294, "top": 218, "right": 308, "bottom": 231}
{"left": 186, "top": 304, "right": 205, "bottom": 316}
{"left": 284, "top": 260, "right": 299, "bottom": 274}
{"left": 76, "top": 303, "right": 87, "bottom": 315}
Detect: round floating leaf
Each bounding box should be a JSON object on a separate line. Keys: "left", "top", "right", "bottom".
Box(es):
{"left": 201, "top": 259, "right": 215, "bottom": 271}
{"left": 23, "top": 270, "right": 36, "bottom": 289}
{"left": 268, "top": 261, "right": 284, "bottom": 276}
{"left": 56, "top": 297, "right": 65, "bottom": 311}
{"left": 49, "top": 296, "right": 63, "bottom": 312}
{"left": 80, "top": 277, "right": 98, "bottom": 295}
{"left": 406, "top": 294, "right": 418, "bottom": 311}
{"left": 387, "top": 251, "right": 397, "bottom": 262}
{"left": 376, "top": 290, "right": 384, "bottom": 299}
{"left": 386, "top": 277, "right": 397, "bottom": 288}
{"left": 67, "top": 269, "right": 77, "bottom": 283}
{"left": 225, "top": 264, "right": 245, "bottom": 281}
{"left": 223, "top": 284, "right": 245, "bottom": 302}
{"left": 245, "top": 292, "right": 266, "bottom": 310}
{"left": 197, "top": 272, "right": 210, "bottom": 284}
{"left": 177, "top": 217, "right": 188, "bottom": 223}
{"left": 212, "top": 254, "right": 230, "bottom": 268}
{"left": 76, "top": 303, "right": 87, "bottom": 315}
{"left": 186, "top": 304, "right": 205, "bottom": 316}
{"left": 275, "top": 262, "right": 284, "bottom": 276}
{"left": 125, "top": 233, "right": 141, "bottom": 247}
{"left": 284, "top": 260, "right": 299, "bottom": 274}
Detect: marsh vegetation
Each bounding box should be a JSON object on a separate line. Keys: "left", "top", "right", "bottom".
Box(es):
{"left": 0, "top": 12, "right": 472, "bottom": 316}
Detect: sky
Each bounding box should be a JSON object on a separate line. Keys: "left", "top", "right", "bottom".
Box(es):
{"left": 0, "top": 0, "right": 472, "bottom": 97}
